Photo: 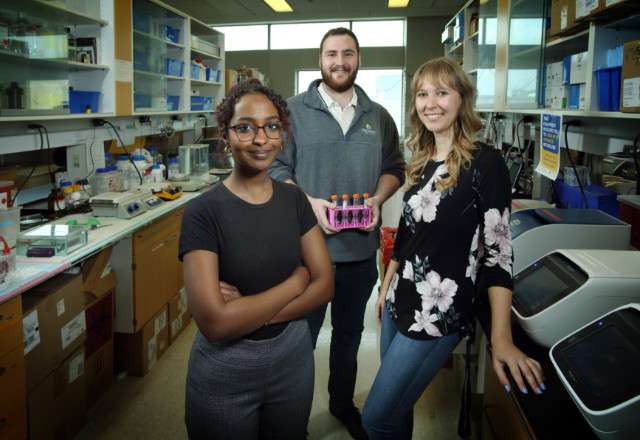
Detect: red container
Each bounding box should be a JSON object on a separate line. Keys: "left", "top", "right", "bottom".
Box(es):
{"left": 380, "top": 227, "right": 397, "bottom": 265}
{"left": 0, "top": 181, "right": 12, "bottom": 208}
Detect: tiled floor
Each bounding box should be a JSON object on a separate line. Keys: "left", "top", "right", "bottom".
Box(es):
{"left": 74, "top": 285, "right": 462, "bottom": 440}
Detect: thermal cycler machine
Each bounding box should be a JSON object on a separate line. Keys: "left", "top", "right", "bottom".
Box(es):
{"left": 512, "top": 249, "right": 640, "bottom": 348}
{"left": 510, "top": 208, "right": 630, "bottom": 276}
{"left": 550, "top": 303, "right": 640, "bottom": 440}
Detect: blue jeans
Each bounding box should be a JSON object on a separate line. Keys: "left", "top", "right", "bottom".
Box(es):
{"left": 306, "top": 252, "right": 378, "bottom": 413}
{"left": 362, "top": 307, "right": 461, "bottom": 439}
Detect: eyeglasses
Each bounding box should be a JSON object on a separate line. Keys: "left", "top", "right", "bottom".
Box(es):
{"left": 229, "top": 122, "right": 284, "bottom": 142}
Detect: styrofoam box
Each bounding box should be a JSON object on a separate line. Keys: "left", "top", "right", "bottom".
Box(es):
{"left": 546, "top": 61, "right": 564, "bottom": 87}
{"left": 549, "top": 85, "right": 571, "bottom": 109}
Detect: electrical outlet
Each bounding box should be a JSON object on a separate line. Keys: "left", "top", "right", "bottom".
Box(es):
{"left": 73, "top": 155, "right": 80, "bottom": 168}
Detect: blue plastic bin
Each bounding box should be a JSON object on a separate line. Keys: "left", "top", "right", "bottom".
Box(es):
{"left": 190, "top": 96, "right": 204, "bottom": 111}
{"left": 163, "top": 25, "right": 180, "bottom": 43}
{"left": 134, "top": 93, "right": 151, "bottom": 109}
{"left": 134, "top": 51, "right": 148, "bottom": 71}
{"left": 165, "top": 58, "right": 184, "bottom": 77}
{"left": 202, "top": 97, "right": 214, "bottom": 111}
{"left": 206, "top": 68, "right": 220, "bottom": 82}
{"left": 69, "top": 90, "right": 100, "bottom": 114}
{"left": 167, "top": 95, "right": 180, "bottom": 111}
{"left": 190, "top": 64, "right": 200, "bottom": 80}
{"left": 133, "top": 12, "right": 150, "bottom": 33}
{"left": 595, "top": 66, "right": 621, "bottom": 111}
{"left": 555, "top": 178, "right": 620, "bottom": 218}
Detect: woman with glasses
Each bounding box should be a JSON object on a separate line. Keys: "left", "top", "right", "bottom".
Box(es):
{"left": 179, "top": 79, "right": 334, "bottom": 440}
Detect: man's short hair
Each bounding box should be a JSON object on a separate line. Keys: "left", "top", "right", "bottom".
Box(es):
{"left": 320, "top": 27, "right": 360, "bottom": 54}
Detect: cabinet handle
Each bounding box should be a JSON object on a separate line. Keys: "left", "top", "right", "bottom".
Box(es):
{"left": 136, "top": 215, "right": 180, "bottom": 239}
{"left": 165, "top": 234, "right": 179, "bottom": 243}
{"left": 152, "top": 243, "right": 164, "bottom": 253}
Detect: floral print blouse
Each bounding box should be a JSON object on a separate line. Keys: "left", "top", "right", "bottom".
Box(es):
{"left": 387, "top": 142, "right": 514, "bottom": 340}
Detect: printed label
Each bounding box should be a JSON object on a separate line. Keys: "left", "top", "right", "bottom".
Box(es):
{"left": 23, "top": 310, "right": 41, "bottom": 355}
{"left": 623, "top": 77, "right": 640, "bottom": 108}
{"left": 61, "top": 311, "right": 87, "bottom": 350}
{"left": 69, "top": 353, "right": 84, "bottom": 384}
{"left": 172, "top": 315, "right": 183, "bottom": 337}
{"left": 56, "top": 298, "right": 65, "bottom": 317}
{"left": 148, "top": 335, "right": 158, "bottom": 371}
{"left": 155, "top": 310, "right": 167, "bottom": 334}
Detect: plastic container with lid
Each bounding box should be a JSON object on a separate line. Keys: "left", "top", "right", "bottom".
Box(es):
{"left": 90, "top": 168, "right": 111, "bottom": 195}
{"left": 117, "top": 155, "right": 131, "bottom": 191}
{"left": 130, "top": 155, "right": 148, "bottom": 188}
{"left": 61, "top": 180, "right": 74, "bottom": 210}
{"left": 158, "top": 162, "right": 167, "bottom": 180}
{"left": 150, "top": 164, "right": 163, "bottom": 183}
{"left": 167, "top": 157, "right": 179, "bottom": 179}
{"left": 105, "top": 152, "right": 116, "bottom": 168}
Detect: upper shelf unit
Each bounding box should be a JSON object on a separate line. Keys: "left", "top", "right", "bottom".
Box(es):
{"left": 0, "top": 0, "right": 115, "bottom": 120}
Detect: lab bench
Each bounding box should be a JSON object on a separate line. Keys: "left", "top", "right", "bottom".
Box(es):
{"left": 0, "top": 189, "right": 202, "bottom": 306}
{"left": 476, "top": 302, "right": 598, "bottom": 440}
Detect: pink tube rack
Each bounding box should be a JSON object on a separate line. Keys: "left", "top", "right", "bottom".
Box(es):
{"left": 327, "top": 206, "right": 372, "bottom": 229}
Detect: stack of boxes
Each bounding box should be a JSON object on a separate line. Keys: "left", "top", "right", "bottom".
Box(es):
{"left": 544, "top": 51, "right": 588, "bottom": 110}
{"left": 22, "top": 273, "right": 88, "bottom": 440}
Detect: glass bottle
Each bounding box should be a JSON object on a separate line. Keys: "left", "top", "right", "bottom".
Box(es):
{"left": 9, "top": 12, "right": 29, "bottom": 54}
{"left": 66, "top": 27, "right": 76, "bottom": 61}
{"left": 47, "top": 188, "right": 66, "bottom": 218}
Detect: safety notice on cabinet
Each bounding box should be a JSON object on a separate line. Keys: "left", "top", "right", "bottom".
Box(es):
{"left": 535, "top": 113, "right": 562, "bottom": 180}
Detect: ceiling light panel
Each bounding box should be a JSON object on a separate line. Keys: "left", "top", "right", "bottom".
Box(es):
{"left": 388, "top": 0, "right": 410, "bottom": 7}
{"left": 264, "top": 0, "right": 294, "bottom": 12}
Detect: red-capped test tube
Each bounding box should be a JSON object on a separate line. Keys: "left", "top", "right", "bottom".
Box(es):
{"left": 353, "top": 194, "right": 360, "bottom": 206}
{"left": 363, "top": 193, "right": 370, "bottom": 206}
{"left": 331, "top": 194, "right": 338, "bottom": 206}
{"left": 341, "top": 194, "right": 349, "bottom": 209}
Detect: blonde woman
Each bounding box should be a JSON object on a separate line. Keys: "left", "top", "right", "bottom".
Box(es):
{"left": 362, "top": 58, "right": 544, "bottom": 439}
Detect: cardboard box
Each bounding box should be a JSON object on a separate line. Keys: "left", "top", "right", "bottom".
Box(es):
{"left": 546, "top": 61, "right": 564, "bottom": 86}
{"left": 621, "top": 38, "right": 640, "bottom": 113}
{"left": 569, "top": 83, "right": 586, "bottom": 109}
{"left": 169, "top": 288, "right": 191, "bottom": 345}
{"left": 0, "top": 344, "right": 28, "bottom": 440}
{"left": 549, "top": 0, "right": 577, "bottom": 36}
{"left": 85, "top": 338, "right": 113, "bottom": 407}
{"left": 81, "top": 246, "right": 118, "bottom": 304}
{"left": 22, "top": 273, "right": 87, "bottom": 392}
{"left": 549, "top": 85, "right": 571, "bottom": 109}
{"left": 575, "top": 0, "right": 601, "bottom": 21}
{"left": 27, "top": 346, "right": 86, "bottom": 440}
{"left": 0, "top": 294, "right": 22, "bottom": 357}
{"left": 599, "top": 0, "right": 632, "bottom": 13}
{"left": 114, "top": 304, "right": 168, "bottom": 376}
{"left": 570, "top": 51, "right": 589, "bottom": 84}
{"left": 441, "top": 26, "right": 454, "bottom": 44}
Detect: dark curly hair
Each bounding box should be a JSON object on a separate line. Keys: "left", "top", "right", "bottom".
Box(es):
{"left": 216, "top": 78, "right": 292, "bottom": 147}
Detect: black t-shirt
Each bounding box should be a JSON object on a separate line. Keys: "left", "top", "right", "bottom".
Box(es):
{"left": 179, "top": 179, "right": 317, "bottom": 339}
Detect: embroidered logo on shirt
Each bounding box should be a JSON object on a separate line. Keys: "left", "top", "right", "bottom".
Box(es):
{"left": 361, "top": 123, "right": 376, "bottom": 135}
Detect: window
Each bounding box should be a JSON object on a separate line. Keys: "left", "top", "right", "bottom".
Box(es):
{"left": 352, "top": 20, "right": 404, "bottom": 47}
{"left": 271, "top": 22, "right": 349, "bottom": 50}
{"left": 214, "top": 25, "right": 268, "bottom": 51}
{"left": 297, "top": 69, "right": 404, "bottom": 136}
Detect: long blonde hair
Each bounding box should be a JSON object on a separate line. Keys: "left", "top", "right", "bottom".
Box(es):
{"left": 405, "top": 57, "right": 482, "bottom": 192}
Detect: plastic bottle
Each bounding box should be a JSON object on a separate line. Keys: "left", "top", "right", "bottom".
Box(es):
{"left": 105, "top": 152, "right": 116, "bottom": 168}
{"left": 167, "top": 157, "right": 179, "bottom": 179}
{"left": 71, "top": 185, "right": 82, "bottom": 207}
{"left": 66, "top": 27, "right": 75, "bottom": 61}
{"left": 109, "top": 165, "right": 124, "bottom": 192}
{"left": 90, "top": 168, "right": 110, "bottom": 195}
{"left": 196, "top": 59, "right": 206, "bottom": 81}
{"left": 61, "top": 180, "right": 74, "bottom": 210}
{"left": 150, "top": 164, "right": 162, "bottom": 183}
{"left": 117, "top": 155, "right": 131, "bottom": 191}
{"left": 47, "top": 188, "right": 66, "bottom": 218}
{"left": 158, "top": 162, "right": 167, "bottom": 180}
{"left": 77, "top": 179, "right": 92, "bottom": 201}
{"left": 131, "top": 155, "right": 148, "bottom": 188}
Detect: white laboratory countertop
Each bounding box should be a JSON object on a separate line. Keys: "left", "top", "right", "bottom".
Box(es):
{"left": 0, "top": 188, "right": 207, "bottom": 305}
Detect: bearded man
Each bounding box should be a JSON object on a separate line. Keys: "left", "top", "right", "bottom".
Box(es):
{"left": 269, "top": 27, "right": 405, "bottom": 440}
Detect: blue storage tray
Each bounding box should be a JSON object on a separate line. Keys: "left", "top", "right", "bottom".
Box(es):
{"left": 134, "top": 50, "right": 148, "bottom": 71}
{"left": 69, "top": 90, "right": 100, "bottom": 114}
{"left": 203, "top": 97, "right": 214, "bottom": 111}
{"left": 166, "top": 58, "right": 183, "bottom": 77}
{"left": 190, "top": 64, "right": 200, "bottom": 80}
{"left": 133, "top": 12, "right": 150, "bottom": 33}
{"left": 595, "top": 67, "right": 621, "bottom": 111}
{"left": 167, "top": 95, "right": 180, "bottom": 111}
{"left": 555, "top": 178, "right": 620, "bottom": 218}
{"left": 134, "top": 93, "right": 151, "bottom": 109}
{"left": 163, "top": 25, "right": 180, "bottom": 43}
{"left": 190, "top": 96, "right": 204, "bottom": 111}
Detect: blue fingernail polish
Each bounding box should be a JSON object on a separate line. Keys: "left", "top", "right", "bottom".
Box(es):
{"left": 541, "top": 383, "right": 546, "bottom": 391}
{"left": 522, "top": 387, "right": 528, "bottom": 394}
{"left": 536, "top": 387, "right": 542, "bottom": 394}
{"left": 504, "top": 385, "right": 510, "bottom": 393}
